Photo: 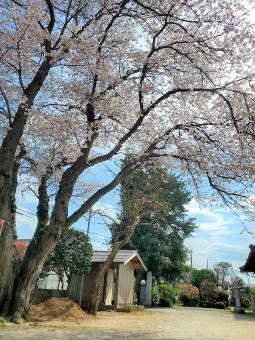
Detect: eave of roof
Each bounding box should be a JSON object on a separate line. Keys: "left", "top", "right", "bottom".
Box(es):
{"left": 240, "top": 244, "right": 255, "bottom": 273}
{"left": 92, "top": 250, "right": 147, "bottom": 270}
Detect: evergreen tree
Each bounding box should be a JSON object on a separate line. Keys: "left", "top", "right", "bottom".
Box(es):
{"left": 117, "top": 162, "right": 196, "bottom": 282}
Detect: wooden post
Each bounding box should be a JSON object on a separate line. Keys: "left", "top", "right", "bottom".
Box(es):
{"left": 113, "top": 264, "right": 120, "bottom": 309}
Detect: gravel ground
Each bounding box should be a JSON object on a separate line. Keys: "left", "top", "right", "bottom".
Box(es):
{"left": 0, "top": 306, "right": 254, "bottom": 340}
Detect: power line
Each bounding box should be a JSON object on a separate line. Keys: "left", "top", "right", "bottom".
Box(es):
{"left": 15, "top": 208, "right": 111, "bottom": 243}
{"left": 17, "top": 207, "right": 37, "bottom": 217}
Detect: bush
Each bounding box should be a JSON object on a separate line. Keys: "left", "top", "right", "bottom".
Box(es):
{"left": 160, "top": 297, "right": 173, "bottom": 307}
{"left": 151, "top": 286, "right": 158, "bottom": 306}
{"left": 215, "top": 289, "right": 228, "bottom": 304}
{"left": 199, "top": 301, "right": 207, "bottom": 308}
{"left": 215, "top": 302, "right": 226, "bottom": 309}
{"left": 200, "top": 280, "right": 217, "bottom": 301}
{"left": 159, "top": 283, "right": 177, "bottom": 300}
{"left": 241, "top": 296, "right": 252, "bottom": 309}
{"left": 158, "top": 283, "right": 178, "bottom": 307}
{"left": 179, "top": 284, "right": 199, "bottom": 307}
{"left": 207, "top": 301, "right": 216, "bottom": 308}
{"left": 0, "top": 317, "right": 7, "bottom": 328}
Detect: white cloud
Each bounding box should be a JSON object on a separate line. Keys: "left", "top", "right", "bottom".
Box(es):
{"left": 93, "top": 202, "right": 117, "bottom": 220}
{"left": 186, "top": 198, "right": 233, "bottom": 235}
{"left": 184, "top": 198, "right": 255, "bottom": 283}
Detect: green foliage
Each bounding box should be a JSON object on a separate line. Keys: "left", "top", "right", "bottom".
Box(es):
{"left": 199, "top": 288, "right": 229, "bottom": 309}
{"left": 126, "top": 304, "right": 144, "bottom": 310}
{"left": 160, "top": 297, "right": 173, "bottom": 307}
{"left": 0, "top": 317, "right": 7, "bottom": 328}
{"left": 199, "top": 301, "right": 215, "bottom": 308}
{"left": 215, "top": 289, "right": 229, "bottom": 304}
{"left": 151, "top": 286, "right": 158, "bottom": 306}
{"left": 215, "top": 302, "right": 226, "bottom": 309}
{"left": 200, "top": 280, "right": 217, "bottom": 301}
{"left": 191, "top": 269, "right": 216, "bottom": 289}
{"left": 41, "top": 227, "right": 92, "bottom": 288}
{"left": 159, "top": 283, "right": 178, "bottom": 307}
{"left": 241, "top": 296, "right": 252, "bottom": 309}
{"left": 118, "top": 161, "right": 196, "bottom": 282}
{"left": 179, "top": 283, "right": 200, "bottom": 307}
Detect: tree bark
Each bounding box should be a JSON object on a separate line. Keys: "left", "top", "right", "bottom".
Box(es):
{"left": 0, "top": 59, "right": 52, "bottom": 316}
{"left": 87, "top": 216, "right": 140, "bottom": 315}
{"left": 0, "top": 161, "right": 19, "bottom": 315}
{"left": 10, "top": 227, "right": 62, "bottom": 322}
{"left": 7, "top": 176, "right": 55, "bottom": 321}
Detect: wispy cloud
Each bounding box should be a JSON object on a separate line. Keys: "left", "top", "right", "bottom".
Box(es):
{"left": 186, "top": 199, "right": 233, "bottom": 235}
{"left": 185, "top": 198, "right": 255, "bottom": 283}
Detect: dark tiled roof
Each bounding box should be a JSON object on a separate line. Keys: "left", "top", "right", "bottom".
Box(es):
{"left": 240, "top": 245, "right": 255, "bottom": 273}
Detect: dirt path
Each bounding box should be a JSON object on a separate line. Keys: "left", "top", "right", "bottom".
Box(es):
{"left": 1, "top": 307, "right": 254, "bottom": 339}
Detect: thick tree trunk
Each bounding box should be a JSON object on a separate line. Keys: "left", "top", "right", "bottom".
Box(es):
{"left": 10, "top": 227, "right": 62, "bottom": 322}
{"left": 87, "top": 260, "right": 114, "bottom": 315}
{"left": 0, "top": 162, "right": 19, "bottom": 315}
{"left": 87, "top": 269, "right": 104, "bottom": 315}
{"left": 8, "top": 176, "right": 55, "bottom": 322}
{"left": 0, "top": 58, "right": 52, "bottom": 316}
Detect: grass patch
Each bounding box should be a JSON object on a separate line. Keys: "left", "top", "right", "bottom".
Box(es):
{"left": 117, "top": 304, "right": 144, "bottom": 313}
{"left": 0, "top": 317, "right": 8, "bottom": 327}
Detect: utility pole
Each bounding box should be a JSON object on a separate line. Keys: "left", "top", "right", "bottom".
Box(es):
{"left": 206, "top": 259, "right": 209, "bottom": 270}
{"left": 87, "top": 208, "right": 92, "bottom": 235}
{"left": 79, "top": 208, "right": 93, "bottom": 306}
{"left": 189, "top": 249, "right": 193, "bottom": 268}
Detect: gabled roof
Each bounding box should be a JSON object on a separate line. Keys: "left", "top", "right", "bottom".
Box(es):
{"left": 240, "top": 245, "right": 255, "bottom": 273}
{"left": 92, "top": 250, "right": 147, "bottom": 270}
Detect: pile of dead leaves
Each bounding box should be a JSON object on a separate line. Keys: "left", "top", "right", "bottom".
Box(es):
{"left": 31, "top": 298, "right": 88, "bottom": 322}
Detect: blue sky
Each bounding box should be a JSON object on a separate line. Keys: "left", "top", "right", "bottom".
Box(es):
{"left": 15, "top": 165, "right": 255, "bottom": 285}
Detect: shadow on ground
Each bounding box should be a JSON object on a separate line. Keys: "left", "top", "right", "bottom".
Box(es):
{"left": 0, "top": 328, "right": 181, "bottom": 340}
{"left": 233, "top": 311, "right": 255, "bottom": 322}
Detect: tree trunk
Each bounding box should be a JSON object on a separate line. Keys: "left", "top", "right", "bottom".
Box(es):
{"left": 87, "top": 269, "right": 105, "bottom": 315}
{"left": 8, "top": 176, "right": 57, "bottom": 321}
{"left": 0, "top": 58, "right": 52, "bottom": 316}
{"left": 10, "top": 227, "right": 62, "bottom": 322}
{"left": 0, "top": 161, "right": 19, "bottom": 315}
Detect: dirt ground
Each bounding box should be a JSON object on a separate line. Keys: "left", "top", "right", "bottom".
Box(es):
{"left": 1, "top": 306, "right": 255, "bottom": 340}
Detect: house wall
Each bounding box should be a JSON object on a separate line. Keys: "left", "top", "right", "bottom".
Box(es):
{"left": 104, "top": 268, "right": 114, "bottom": 305}
{"left": 68, "top": 263, "right": 99, "bottom": 306}
{"left": 38, "top": 272, "right": 68, "bottom": 290}
{"left": 68, "top": 262, "right": 136, "bottom": 308}
{"left": 117, "top": 262, "right": 135, "bottom": 306}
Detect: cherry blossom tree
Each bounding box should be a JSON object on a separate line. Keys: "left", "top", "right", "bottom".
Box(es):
{"left": 0, "top": 0, "right": 255, "bottom": 320}
{"left": 0, "top": 0, "right": 131, "bottom": 314}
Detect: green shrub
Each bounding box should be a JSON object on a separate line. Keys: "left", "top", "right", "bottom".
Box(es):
{"left": 181, "top": 298, "right": 199, "bottom": 307}
{"left": 158, "top": 283, "right": 178, "bottom": 307}
{"left": 215, "top": 302, "right": 226, "bottom": 309}
{"left": 241, "top": 296, "right": 252, "bottom": 309}
{"left": 159, "top": 283, "right": 177, "bottom": 300}
{"left": 199, "top": 301, "right": 207, "bottom": 308}
{"left": 0, "top": 317, "right": 7, "bottom": 328}
{"left": 215, "top": 289, "right": 228, "bottom": 304}
{"left": 200, "top": 280, "right": 217, "bottom": 301}
{"left": 151, "top": 286, "right": 158, "bottom": 306}
{"left": 159, "top": 297, "right": 173, "bottom": 307}
{"left": 208, "top": 301, "right": 216, "bottom": 308}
